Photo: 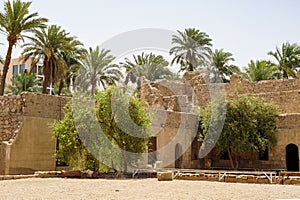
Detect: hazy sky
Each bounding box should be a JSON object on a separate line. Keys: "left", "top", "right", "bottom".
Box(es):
{"left": 1, "top": 0, "right": 300, "bottom": 68}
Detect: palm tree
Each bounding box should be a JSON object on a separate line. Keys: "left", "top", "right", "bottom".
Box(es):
{"left": 169, "top": 28, "right": 212, "bottom": 72}
{"left": 121, "top": 52, "right": 174, "bottom": 85}
{"left": 59, "top": 40, "right": 86, "bottom": 95}
{"left": 209, "top": 49, "right": 239, "bottom": 82}
{"left": 240, "top": 60, "right": 280, "bottom": 82}
{"left": 0, "top": 0, "right": 48, "bottom": 95}
{"left": 22, "top": 25, "right": 83, "bottom": 94}
{"left": 76, "top": 46, "right": 123, "bottom": 96}
{"left": 268, "top": 42, "right": 300, "bottom": 79}
{"left": 8, "top": 71, "right": 39, "bottom": 94}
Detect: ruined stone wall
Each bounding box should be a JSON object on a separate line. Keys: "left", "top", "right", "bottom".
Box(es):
{"left": 0, "top": 93, "right": 69, "bottom": 143}
{"left": 141, "top": 71, "right": 300, "bottom": 170}
{"left": 0, "top": 95, "right": 24, "bottom": 142}
{"left": 142, "top": 72, "right": 300, "bottom": 115}
{"left": 0, "top": 92, "right": 70, "bottom": 175}
{"left": 193, "top": 74, "right": 300, "bottom": 114}
{"left": 22, "top": 92, "right": 69, "bottom": 119}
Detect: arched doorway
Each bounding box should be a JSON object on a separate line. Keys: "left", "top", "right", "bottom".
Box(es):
{"left": 175, "top": 143, "right": 183, "bottom": 169}
{"left": 286, "top": 143, "right": 299, "bottom": 171}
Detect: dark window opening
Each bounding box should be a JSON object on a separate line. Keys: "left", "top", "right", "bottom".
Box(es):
{"left": 20, "top": 64, "right": 26, "bottom": 73}
{"left": 38, "top": 66, "right": 43, "bottom": 75}
{"left": 220, "top": 151, "right": 229, "bottom": 160}
{"left": 286, "top": 143, "right": 299, "bottom": 171}
{"left": 33, "top": 66, "right": 37, "bottom": 74}
{"left": 191, "top": 136, "right": 200, "bottom": 160}
{"left": 148, "top": 137, "right": 157, "bottom": 165}
{"left": 13, "top": 65, "right": 18, "bottom": 74}
{"left": 259, "top": 147, "right": 269, "bottom": 160}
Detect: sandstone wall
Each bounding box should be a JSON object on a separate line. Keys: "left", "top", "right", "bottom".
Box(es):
{"left": 141, "top": 72, "right": 300, "bottom": 171}
{"left": 0, "top": 92, "right": 69, "bottom": 175}
{"left": 0, "top": 95, "right": 24, "bottom": 142}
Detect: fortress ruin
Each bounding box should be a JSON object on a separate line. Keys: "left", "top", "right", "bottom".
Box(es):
{"left": 0, "top": 71, "right": 300, "bottom": 174}
{"left": 141, "top": 71, "right": 300, "bottom": 171}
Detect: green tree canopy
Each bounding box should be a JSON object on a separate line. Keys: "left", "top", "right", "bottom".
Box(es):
{"left": 0, "top": 0, "right": 48, "bottom": 95}
{"left": 52, "top": 86, "right": 151, "bottom": 172}
{"left": 268, "top": 42, "right": 300, "bottom": 79}
{"left": 240, "top": 60, "right": 281, "bottom": 81}
{"left": 121, "top": 52, "right": 175, "bottom": 86}
{"left": 209, "top": 49, "right": 239, "bottom": 82}
{"left": 170, "top": 28, "right": 212, "bottom": 72}
{"left": 76, "top": 46, "right": 123, "bottom": 96}
{"left": 22, "top": 25, "right": 83, "bottom": 94}
{"left": 199, "top": 95, "right": 278, "bottom": 169}
{"left": 8, "top": 71, "right": 39, "bottom": 94}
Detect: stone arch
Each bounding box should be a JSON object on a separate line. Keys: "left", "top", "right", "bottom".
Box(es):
{"left": 175, "top": 143, "right": 183, "bottom": 169}
{"left": 286, "top": 143, "right": 299, "bottom": 171}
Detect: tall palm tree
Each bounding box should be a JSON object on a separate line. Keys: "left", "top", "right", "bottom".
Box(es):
{"left": 59, "top": 40, "right": 86, "bottom": 95}
{"left": 240, "top": 60, "right": 280, "bottom": 82}
{"left": 209, "top": 49, "right": 239, "bottom": 82}
{"left": 121, "top": 52, "right": 174, "bottom": 85}
{"left": 22, "top": 25, "right": 83, "bottom": 94}
{"left": 268, "top": 42, "right": 300, "bottom": 79}
{"left": 0, "top": 0, "right": 48, "bottom": 95}
{"left": 169, "top": 28, "right": 212, "bottom": 72}
{"left": 77, "top": 46, "right": 123, "bottom": 96}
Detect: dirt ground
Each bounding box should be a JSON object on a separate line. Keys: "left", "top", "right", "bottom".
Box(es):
{"left": 0, "top": 178, "right": 299, "bottom": 200}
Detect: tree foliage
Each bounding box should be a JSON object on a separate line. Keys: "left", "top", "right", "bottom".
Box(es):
{"left": 199, "top": 95, "right": 278, "bottom": 169}
{"left": 121, "top": 52, "right": 175, "bottom": 86}
{"left": 209, "top": 49, "right": 239, "bottom": 82}
{"left": 22, "top": 25, "right": 84, "bottom": 94}
{"left": 52, "top": 86, "right": 151, "bottom": 172}
{"left": 240, "top": 60, "right": 281, "bottom": 81}
{"left": 76, "top": 46, "right": 123, "bottom": 96}
{"left": 170, "top": 28, "right": 212, "bottom": 72}
{"left": 8, "top": 71, "right": 39, "bottom": 94}
{"left": 0, "top": 0, "right": 48, "bottom": 95}
{"left": 268, "top": 42, "right": 300, "bottom": 79}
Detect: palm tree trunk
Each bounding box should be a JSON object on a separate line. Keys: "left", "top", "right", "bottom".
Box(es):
{"left": 58, "top": 78, "right": 64, "bottom": 96}
{"left": 42, "top": 61, "right": 50, "bottom": 94}
{"left": 0, "top": 41, "right": 14, "bottom": 95}
{"left": 91, "top": 82, "right": 96, "bottom": 97}
{"left": 188, "top": 63, "right": 194, "bottom": 72}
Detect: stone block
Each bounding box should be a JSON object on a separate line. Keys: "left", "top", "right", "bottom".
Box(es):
{"left": 61, "top": 170, "right": 81, "bottom": 178}
{"left": 283, "top": 179, "right": 292, "bottom": 185}
{"left": 256, "top": 176, "right": 269, "bottom": 184}
{"left": 157, "top": 171, "right": 173, "bottom": 181}
{"left": 236, "top": 175, "right": 249, "bottom": 183}
{"left": 35, "top": 171, "right": 61, "bottom": 178}
{"left": 225, "top": 175, "right": 237, "bottom": 183}
{"left": 290, "top": 178, "right": 300, "bottom": 185}
{"left": 246, "top": 175, "right": 257, "bottom": 183}
{"left": 207, "top": 175, "right": 218, "bottom": 182}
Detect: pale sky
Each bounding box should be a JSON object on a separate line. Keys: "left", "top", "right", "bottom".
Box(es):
{"left": 1, "top": 0, "right": 300, "bottom": 69}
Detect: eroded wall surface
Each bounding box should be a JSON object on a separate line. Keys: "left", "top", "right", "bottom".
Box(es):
{"left": 141, "top": 71, "right": 300, "bottom": 170}
{"left": 0, "top": 93, "right": 69, "bottom": 175}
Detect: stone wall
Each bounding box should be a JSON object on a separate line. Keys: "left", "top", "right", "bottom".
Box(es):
{"left": 0, "top": 92, "right": 69, "bottom": 175}
{"left": 141, "top": 71, "right": 300, "bottom": 171}
{"left": 0, "top": 95, "right": 24, "bottom": 142}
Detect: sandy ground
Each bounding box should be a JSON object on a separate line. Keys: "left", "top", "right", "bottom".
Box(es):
{"left": 0, "top": 178, "right": 299, "bottom": 200}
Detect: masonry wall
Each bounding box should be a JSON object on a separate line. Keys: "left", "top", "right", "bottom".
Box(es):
{"left": 0, "top": 95, "right": 24, "bottom": 142}
{"left": 141, "top": 71, "right": 300, "bottom": 170}
{"left": 0, "top": 92, "right": 69, "bottom": 175}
